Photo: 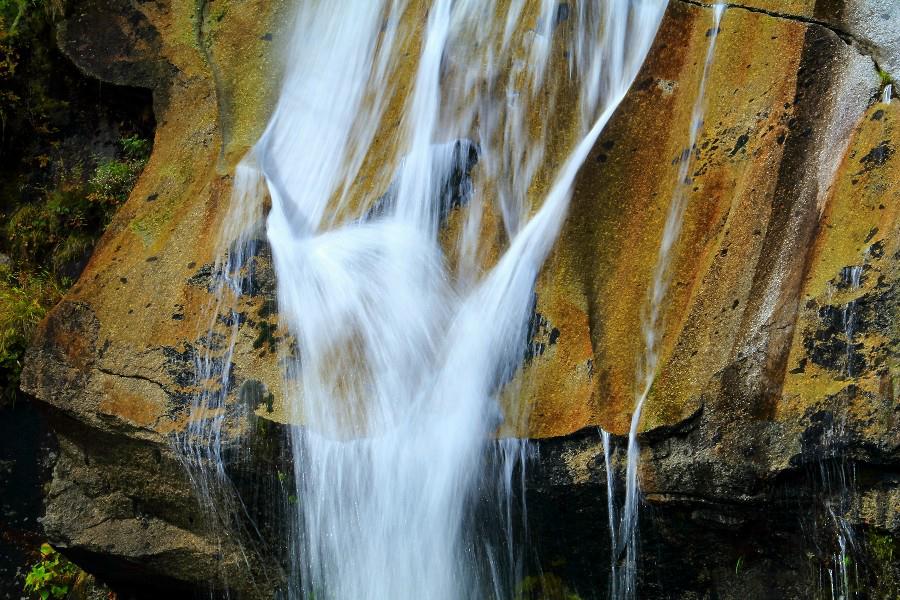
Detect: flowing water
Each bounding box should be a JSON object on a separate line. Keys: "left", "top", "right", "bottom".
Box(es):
{"left": 176, "top": 159, "right": 279, "bottom": 594}
{"left": 183, "top": 0, "right": 673, "bottom": 598}
{"left": 841, "top": 265, "right": 864, "bottom": 379}
{"left": 600, "top": 428, "right": 620, "bottom": 599}
{"left": 818, "top": 412, "right": 859, "bottom": 600}
{"left": 820, "top": 263, "right": 865, "bottom": 600}
{"left": 612, "top": 5, "right": 725, "bottom": 599}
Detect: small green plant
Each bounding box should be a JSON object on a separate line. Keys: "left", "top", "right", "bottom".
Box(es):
{"left": 23, "top": 543, "right": 79, "bottom": 600}
{"left": 87, "top": 158, "right": 144, "bottom": 207}
{"left": 878, "top": 68, "right": 895, "bottom": 88}
{"left": 0, "top": 0, "right": 46, "bottom": 33}
{"left": 5, "top": 166, "right": 98, "bottom": 270}
{"left": 119, "top": 134, "right": 151, "bottom": 160}
{"left": 85, "top": 135, "right": 151, "bottom": 209}
{"left": 50, "top": 233, "right": 93, "bottom": 275}
{"left": 735, "top": 555, "right": 744, "bottom": 576}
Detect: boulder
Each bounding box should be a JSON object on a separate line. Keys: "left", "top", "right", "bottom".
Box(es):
{"left": 20, "top": 0, "right": 899, "bottom": 596}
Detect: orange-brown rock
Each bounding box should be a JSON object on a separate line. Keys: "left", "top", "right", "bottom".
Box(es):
{"left": 19, "top": 0, "right": 899, "bottom": 596}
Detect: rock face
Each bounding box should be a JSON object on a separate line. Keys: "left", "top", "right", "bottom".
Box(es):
{"left": 20, "top": 0, "right": 899, "bottom": 597}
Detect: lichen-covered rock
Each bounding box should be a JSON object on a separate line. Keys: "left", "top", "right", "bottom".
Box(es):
{"left": 19, "top": 0, "right": 899, "bottom": 596}
{"left": 518, "top": 3, "right": 898, "bottom": 595}
{"left": 733, "top": 0, "right": 900, "bottom": 75}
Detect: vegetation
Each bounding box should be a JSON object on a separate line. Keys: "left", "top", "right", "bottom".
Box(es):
{"left": 4, "top": 135, "right": 150, "bottom": 273}
{"left": 0, "top": 131, "right": 150, "bottom": 402}
{"left": 0, "top": 0, "right": 152, "bottom": 403}
{"left": 0, "top": 266, "right": 64, "bottom": 403}
{"left": 23, "top": 543, "right": 79, "bottom": 600}
{"left": 867, "top": 531, "right": 898, "bottom": 598}
{"left": 515, "top": 574, "right": 583, "bottom": 600}
{"left": 0, "top": 0, "right": 64, "bottom": 152}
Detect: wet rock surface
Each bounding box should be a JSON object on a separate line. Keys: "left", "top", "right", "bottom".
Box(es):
{"left": 14, "top": 0, "right": 900, "bottom": 597}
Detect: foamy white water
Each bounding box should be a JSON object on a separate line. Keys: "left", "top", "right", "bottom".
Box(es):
{"left": 192, "top": 1, "right": 669, "bottom": 598}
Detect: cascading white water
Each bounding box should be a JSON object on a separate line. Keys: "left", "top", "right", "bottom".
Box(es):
{"left": 256, "top": 1, "right": 667, "bottom": 598}
{"left": 190, "top": 1, "right": 670, "bottom": 598}
{"left": 613, "top": 5, "right": 724, "bottom": 599}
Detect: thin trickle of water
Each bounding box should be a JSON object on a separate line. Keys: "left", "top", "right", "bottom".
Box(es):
{"left": 826, "top": 507, "right": 858, "bottom": 600}
{"left": 600, "top": 429, "right": 620, "bottom": 599}
{"left": 614, "top": 5, "right": 725, "bottom": 599}
{"left": 818, "top": 432, "right": 859, "bottom": 600}
{"left": 190, "top": 1, "right": 672, "bottom": 599}
{"left": 820, "top": 261, "right": 864, "bottom": 600}
{"left": 882, "top": 84, "right": 893, "bottom": 105}
{"left": 840, "top": 265, "right": 864, "bottom": 378}
{"left": 175, "top": 159, "right": 278, "bottom": 596}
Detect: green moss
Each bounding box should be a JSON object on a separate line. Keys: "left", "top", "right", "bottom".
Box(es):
{"left": 129, "top": 203, "right": 173, "bottom": 246}
{"left": 870, "top": 532, "right": 895, "bottom": 564}
{"left": 878, "top": 68, "right": 895, "bottom": 88}
{"left": 515, "top": 574, "right": 583, "bottom": 600}
{"left": 866, "top": 531, "right": 898, "bottom": 598}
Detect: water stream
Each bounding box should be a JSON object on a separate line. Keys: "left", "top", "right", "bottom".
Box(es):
{"left": 611, "top": 5, "right": 725, "bottom": 599}
{"left": 185, "top": 1, "right": 672, "bottom": 598}
{"left": 821, "top": 262, "right": 865, "bottom": 600}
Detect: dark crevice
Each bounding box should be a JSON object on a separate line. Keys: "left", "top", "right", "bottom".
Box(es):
{"left": 93, "top": 367, "right": 169, "bottom": 395}
{"left": 528, "top": 424, "right": 900, "bottom": 598}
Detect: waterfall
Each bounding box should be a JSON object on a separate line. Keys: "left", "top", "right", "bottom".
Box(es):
{"left": 185, "top": 1, "right": 670, "bottom": 598}
{"left": 613, "top": 5, "right": 725, "bottom": 599}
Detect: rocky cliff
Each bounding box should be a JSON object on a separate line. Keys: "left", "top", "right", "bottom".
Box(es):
{"left": 19, "top": 0, "right": 899, "bottom": 597}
